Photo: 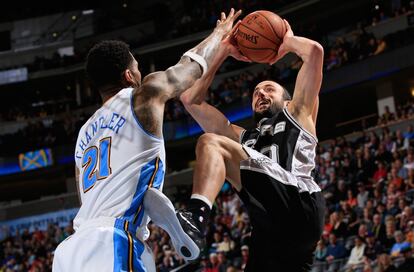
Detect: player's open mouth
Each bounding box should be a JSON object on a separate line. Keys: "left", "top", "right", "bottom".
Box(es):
{"left": 256, "top": 99, "right": 270, "bottom": 109}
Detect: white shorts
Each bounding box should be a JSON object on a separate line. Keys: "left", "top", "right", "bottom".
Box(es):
{"left": 52, "top": 217, "right": 155, "bottom": 272}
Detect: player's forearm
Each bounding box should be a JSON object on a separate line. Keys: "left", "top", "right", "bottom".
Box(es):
{"left": 184, "top": 101, "right": 238, "bottom": 140}
{"left": 180, "top": 49, "right": 227, "bottom": 105}
{"left": 284, "top": 36, "right": 323, "bottom": 63}
{"left": 187, "top": 29, "right": 229, "bottom": 69}
{"left": 166, "top": 30, "right": 229, "bottom": 99}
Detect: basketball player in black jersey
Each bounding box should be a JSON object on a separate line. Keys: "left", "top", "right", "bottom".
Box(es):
{"left": 175, "top": 18, "right": 326, "bottom": 271}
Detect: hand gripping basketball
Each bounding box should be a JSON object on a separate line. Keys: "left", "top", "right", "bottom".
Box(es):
{"left": 269, "top": 19, "right": 294, "bottom": 65}
{"left": 235, "top": 10, "right": 288, "bottom": 64}
{"left": 215, "top": 9, "right": 251, "bottom": 62}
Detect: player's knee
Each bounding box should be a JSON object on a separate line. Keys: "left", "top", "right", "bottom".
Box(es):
{"left": 196, "top": 133, "right": 221, "bottom": 154}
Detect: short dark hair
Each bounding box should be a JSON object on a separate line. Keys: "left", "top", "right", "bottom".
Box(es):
{"left": 282, "top": 86, "right": 291, "bottom": 101}
{"left": 85, "top": 40, "right": 133, "bottom": 90}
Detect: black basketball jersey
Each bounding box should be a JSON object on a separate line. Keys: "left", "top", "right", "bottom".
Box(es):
{"left": 237, "top": 108, "right": 325, "bottom": 271}
{"left": 240, "top": 108, "right": 318, "bottom": 178}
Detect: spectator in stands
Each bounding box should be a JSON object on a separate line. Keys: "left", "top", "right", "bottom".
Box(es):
{"left": 217, "top": 251, "right": 231, "bottom": 272}
{"left": 374, "top": 253, "right": 397, "bottom": 272}
{"left": 372, "top": 213, "right": 388, "bottom": 244}
{"left": 358, "top": 223, "right": 369, "bottom": 241}
{"left": 345, "top": 236, "right": 366, "bottom": 271}
{"left": 347, "top": 190, "right": 358, "bottom": 208}
{"left": 357, "top": 182, "right": 370, "bottom": 209}
{"left": 326, "top": 233, "right": 347, "bottom": 272}
{"left": 395, "top": 159, "right": 408, "bottom": 179}
{"left": 313, "top": 240, "right": 328, "bottom": 272}
{"left": 373, "top": 162, "right": 388, "bottom": 183}
{"left": 203, "top": 252, "right": 220, "bottom": 272}
{"left": 390, "top": 230, "right": 411, "bottom": 257}
{"left": 159, "top": 246, "right": 180, "bottom": 272}
{"left": 364, "top": 232, "right": 383, "bottom": 261}
{"left": 390, "top": 167, "right": 404, "bottom": 190}
{"left": 406, "top": 169, "right": 414, "bottom": 193}
{"left": 335, "top": 179, "right": 349, "bottom": 202}
{"left": 395, "top": 245, "right": 414, "bottom": 272}
{"left": 217, "top": 232, "right": 235, "bottom": 254}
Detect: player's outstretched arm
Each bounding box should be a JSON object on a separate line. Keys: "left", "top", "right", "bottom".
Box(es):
{"left": 272, "top": 20, "right": 323, "bottom": 136}
{"left": 141, "top": 9, "right": 242, "bottom": 102}
{"left": 179, "top": 23, "right": 247, "bottom": 142}
{"left": 132, "top": 9, "right": 242, "bottom": 138}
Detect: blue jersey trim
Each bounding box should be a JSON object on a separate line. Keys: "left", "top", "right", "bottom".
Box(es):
{"left": 113, "top": 219, "right": 145, "bottom": 272}
{"left": 123, "top": 157, "right": 165, "bottom": 231}
{"left": 130, "top": 89, "right": 163, "bottom": 141}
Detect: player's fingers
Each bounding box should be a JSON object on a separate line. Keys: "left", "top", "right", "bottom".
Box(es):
{"left": 221, "top": 12, "right": 226, "bottom": 21}
{"left": 232, "top": 9, "right": 242, "bottom": 22}
{"left": 283, "top": 19, "right": 293, "bottom": 35}
{"left": 228, "top": 8, "right": 235, "bottom": 18}
{"left": 217, "top": 20, "right": 221, "bottom": 26}
{"left": 235, "top": 54, "right": 252, "bottom": 62}
{"left": 231, "top": 20, "right": 241, "bottom": 35}
{"left": 283, "top": 19, "right": 291, "bottom": 29}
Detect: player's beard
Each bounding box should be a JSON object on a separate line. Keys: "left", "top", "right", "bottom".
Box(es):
{"left": 253, "top": 101, "right": 284, "bottom": 124}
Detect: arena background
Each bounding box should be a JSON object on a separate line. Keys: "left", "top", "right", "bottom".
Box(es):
{"left": 1, "top": 0, "right": 414, "bottom": 271}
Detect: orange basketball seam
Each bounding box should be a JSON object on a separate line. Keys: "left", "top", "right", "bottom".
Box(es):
{"left": 239, "top": 23, "right": 278, "bottom": 46}
{"left": 238, "top": 44, "right": 277, "bottom": 52}
{"left": 256, "top": 12, "right": 283, "bottom": 44}
{"left": 254, "top": 49, "right": 277, "bottom": 62}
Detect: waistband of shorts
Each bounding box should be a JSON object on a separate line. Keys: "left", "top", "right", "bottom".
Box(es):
{"left": 76, "top": 216, "right": 117, "bottom": 231}
{"left": 76, "top": 217, "right": 143, "bottom": 237}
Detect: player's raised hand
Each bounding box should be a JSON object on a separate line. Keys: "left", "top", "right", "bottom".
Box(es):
{"left": 269, "top": 19, "right": 294, "bottom": 65}
{"left": 214, "top": 8, "right": 242, "bottom": 35}
{"left": 222, "top": 20, "right": 251, "bottom": 62}
{"left": 216, "top": 10, "right": 251, "bottom": 63}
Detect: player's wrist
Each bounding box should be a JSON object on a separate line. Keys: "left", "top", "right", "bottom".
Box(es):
{"left": 213, "top": 28, "right": 228, "bottom": 39}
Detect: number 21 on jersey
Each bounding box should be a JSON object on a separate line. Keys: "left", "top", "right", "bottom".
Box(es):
{"left": 81, "top": 137, "right": 112, "bottom": 193}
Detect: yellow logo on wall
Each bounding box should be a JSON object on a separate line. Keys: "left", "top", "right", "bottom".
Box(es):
{"left": 18, "top": 149, "right": 53, "bottom": 171}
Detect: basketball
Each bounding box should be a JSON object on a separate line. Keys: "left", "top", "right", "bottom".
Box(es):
{"left": 235, "top": 10, "right": 287, "bottom": 63}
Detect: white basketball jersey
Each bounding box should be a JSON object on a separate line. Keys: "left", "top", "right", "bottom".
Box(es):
{"left": 73, "top": 87, "right": 166, "bottom": 240}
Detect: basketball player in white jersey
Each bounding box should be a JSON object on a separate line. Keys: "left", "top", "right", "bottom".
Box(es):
{"left": 52, "top": 9, "right": 246, "bottom": 272}
{"left": 170, "top": 19, "right": 325, "bottom": 271}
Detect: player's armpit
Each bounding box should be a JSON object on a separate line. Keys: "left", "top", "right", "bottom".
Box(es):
{"left": 75, "top": 166, "right": 82, "bottom": 205}
{"left": 311, "top": 96, "right": 319, "bottom": 124}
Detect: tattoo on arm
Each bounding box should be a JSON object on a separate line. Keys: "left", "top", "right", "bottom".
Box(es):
{"left": 163, "top": 29, "right": 226, "bottom": 100}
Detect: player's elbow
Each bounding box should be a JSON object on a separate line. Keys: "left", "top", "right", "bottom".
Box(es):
{"left": 302, "top": 42, "right": 324, "bottom": 69}
{"left": 309, "top": 42, "right": 324, "bottom": 60}
{"left": 180, "top": 91, "right": 204, "bottom": 106}
{"left": 165, "top": 66, "right": 181, "bottom": 91}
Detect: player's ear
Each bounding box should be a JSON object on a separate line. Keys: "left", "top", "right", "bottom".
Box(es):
{"left": 123, "top": 69, "right": 134, "bottom": 85}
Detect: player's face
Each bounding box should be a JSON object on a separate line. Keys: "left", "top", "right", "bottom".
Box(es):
{"left": 251, "top": 81, "right": 285, "bottom": 122}
{"left": 252, "top": 81, "right": 285, "bottom": 112}
{"left": 127, "top": 54, "right": 142, "bottom": 88}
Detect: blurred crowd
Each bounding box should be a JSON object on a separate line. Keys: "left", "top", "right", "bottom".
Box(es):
{"left": 312, "top": 128, "right": 414, "bottom": 270}
{"left": 2, "top": 0, "right": 414, "bottom": 131}
{"left": 2, "top": 0, "right": 414, "bottom": 271}
{"left": 0, "top": 224, "right": 73, "bottom": 272}
{"left": 2, "top": 0, "right": 414, "bottom": 75}
{"left": 1, "top": 100, "right": 413, "bottom": 271}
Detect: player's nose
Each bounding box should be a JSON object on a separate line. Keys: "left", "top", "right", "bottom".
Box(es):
{"left": 257, "top": 88, "right": 266, "bottom": 97}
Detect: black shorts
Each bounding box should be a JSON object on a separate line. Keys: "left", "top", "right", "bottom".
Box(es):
{"left": 237, "top": 146, "right": 326, "bottom": 272}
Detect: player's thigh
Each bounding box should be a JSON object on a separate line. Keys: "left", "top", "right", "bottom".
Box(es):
{"left": 53, "top": 228, "right": 115, "bottom": 272}
{"left": 198, "top": 133, "right": 248, "bottom": 188}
